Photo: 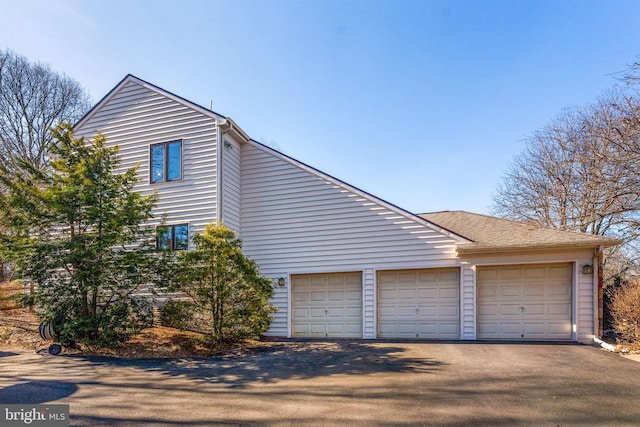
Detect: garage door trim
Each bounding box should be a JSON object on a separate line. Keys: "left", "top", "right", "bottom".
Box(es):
{"left": 287, "top": 270, "right": 364, "bottom": 338}
{"left": 376, "top": 267, "right": 461, "bottom": 340}
{"left": 476, "top": 262, "right": 574, "bottom": 341}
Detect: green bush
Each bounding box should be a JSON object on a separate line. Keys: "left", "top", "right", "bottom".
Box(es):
{"left": 160, "top": 300, "right": 196, "bottom": 331}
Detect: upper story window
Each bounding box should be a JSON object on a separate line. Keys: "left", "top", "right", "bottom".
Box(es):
{"left": 150, "top": 140, "right": 182, "bottom": 183}
{"left": 157, "top": 224, "right": 189, "bottom": 251}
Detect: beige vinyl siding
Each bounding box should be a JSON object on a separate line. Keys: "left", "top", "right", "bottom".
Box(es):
{"left": 221, "top": 136, "right": 241, "bottom": 235}
{"left": 74, "top": 80, "right": 219, "bottom": 236}
{"left": 461, "top": 264, "right": 476, "bottom": 339}
{"left": 240, "top": 142, "right": 462, "bottom": 337}
{"left": 363, "top": 268, "right": 376, "bottom": 338}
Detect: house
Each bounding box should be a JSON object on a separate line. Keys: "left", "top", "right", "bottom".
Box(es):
{"left": 74, "top": 75, "right": 619, "bottom": 344}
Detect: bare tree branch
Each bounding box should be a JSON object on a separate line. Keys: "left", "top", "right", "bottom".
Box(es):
{"left": 0, "top": 49, "right": 91, "bottom": 175}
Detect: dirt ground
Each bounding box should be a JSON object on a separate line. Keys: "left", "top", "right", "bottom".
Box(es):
{"left": 0, "top": 309, "right": 267, "bottom": 358}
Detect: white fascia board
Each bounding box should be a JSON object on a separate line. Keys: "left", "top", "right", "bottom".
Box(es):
{"left": 219, "top": 117, "right": 250, "bottom": 143}
{"left": 246, "top": 139, "right": 471, "bottom": 244}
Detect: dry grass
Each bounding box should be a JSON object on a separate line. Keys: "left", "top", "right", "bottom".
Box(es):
{"left": 0, "top": 309, "right": 266, "bottom": 358}
{"left": 0, "top": 309, "right": 48, "bottom": 350}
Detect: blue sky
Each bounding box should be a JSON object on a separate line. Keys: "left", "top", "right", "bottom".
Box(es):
{"left": 2, "top": 0, "right": 640, "bottom": 214}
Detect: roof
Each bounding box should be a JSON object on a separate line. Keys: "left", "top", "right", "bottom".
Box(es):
{"left": 75, "top": 74, "right": 471, "bottom": 244}
{"left": 419, "top": 211, "right": 621, "bottom": 254}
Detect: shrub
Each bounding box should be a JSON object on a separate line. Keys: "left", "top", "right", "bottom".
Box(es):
{"left": 609, "top": 278, "right": 640, "bottom": 348}
{"left": 169, "top": 224, "right": 276, "bottom": 343}
{"left": 160, "top": 300, "right": 196, "bottom": 331}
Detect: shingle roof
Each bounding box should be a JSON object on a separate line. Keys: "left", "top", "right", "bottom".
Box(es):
{"left": 419, "top": 211, "right": 621, "bottom": 254}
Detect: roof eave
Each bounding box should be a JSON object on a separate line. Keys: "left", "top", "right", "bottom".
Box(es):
{"left": 456, "top": 238, "right": 622, "bottom": 255}
{"left": 219, "top": 117, "right": 250, "bottom": 143}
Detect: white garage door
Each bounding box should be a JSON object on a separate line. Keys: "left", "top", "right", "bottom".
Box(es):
{"left": 477, "top": 263, "right": 572, "bottom": 340}
{"left": 291, "top": 272, "right": 362, "bottom": 338}
{"left": 378, "top": 268, "right": 460, "bottom": 339}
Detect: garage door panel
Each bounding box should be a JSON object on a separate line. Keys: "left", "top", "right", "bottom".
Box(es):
{"left": 478, "top": 286, "right": 498, "bottom": 298}
{"left": 548, "top": 322, "right": 572, "bottom": 334}
{"left": 310, "top": 291, "right": 326, "bottom": 302}
{"left": 525, "top": 304, "right": 545, "bottom": 315}
{"left": 501, "top": 287, "right": 521, "bottom": 298}
{"left": 310, "top": 308, "right": 326, "bottom": 318}
{"left": 438, "top": 304, "right": 459, "bottom": 318}
{"left": 397, "top": 289, "right": 416, "bottom": 299}
{"left": 548, "top": 284, "right": 570, "bottom": 297}
{"left": 498, "top": 322, "right": 522, "bottom": 335}
{"left": 418, "top": 288, "right": 438, "bottom": 299}
{"left": 549, "top": 265, "right": 572, "bottom": 278}
{"left": 292, "top": 272, "right": 362, "bottom": 338}
{"left": 500, "top": 303, "right": 523, "bottom": 316}
{"left": 524, "top": 266, "right": 545, "bottom": 280}
{"left": 378, "top": 268, "right": 460, "bottom": 339}
{"left": 439, "top": 287, "right": 458, "bottom": 299}
{"left": 437, "top": 323, "right": 459, "bottom": 337}
{"left": 500, "top": 268, "right": 522, "bottom": 280}
{"left": 478, "top": 303, "right": 498, "bottom": 316}
{"left": 548, "top": 303, "right": 570, "bottom": 316}
{"left": 477, "top": 264, "right": 572, "bottom": 340}
{"left": 524, "top": 285, "right": 544, "bottom": 297}
{"left": 418, "top": 305, "right": 439, "bottom": 317}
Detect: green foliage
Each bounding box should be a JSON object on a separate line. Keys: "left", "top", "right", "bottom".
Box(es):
{"left": 0, "top": 123, "right": 162, "bottom": 346}
{"left": 160, "top": 299, "right": 196, "bottom": 331}
{"left": 170, "top": 224, "right": 276, "bottom": 343}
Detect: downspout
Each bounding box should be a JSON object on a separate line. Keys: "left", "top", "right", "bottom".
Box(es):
{"left": 593, "top": 245, "right": 604, "bottom": 339}
{"left": 216, "top": 121, "right": 223, "bottom": 225}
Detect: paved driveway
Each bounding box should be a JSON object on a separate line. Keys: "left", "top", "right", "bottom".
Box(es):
{"left": 1, "top": 341, "right": 639, "bottom": 426}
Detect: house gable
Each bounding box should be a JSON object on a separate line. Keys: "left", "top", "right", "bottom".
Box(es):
{"left": 74, "top": 75, "right": 222, "bottom": 235}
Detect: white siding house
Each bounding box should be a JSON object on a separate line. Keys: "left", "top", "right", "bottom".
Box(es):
{"left": 74, "top": 75, "right": 619, "bottom": 344}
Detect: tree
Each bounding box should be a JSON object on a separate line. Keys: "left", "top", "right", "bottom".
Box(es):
{"left": 0, "top": 49, "right": 91, "bottom": 175}
{"left": 493, "top": 92, "right": 640, "bottom": 240}
{"left": 0, "top": 123, "right": 162, "bottom": 346}
{"left": 170, "top": 224, "right": 275, "bottom": 343}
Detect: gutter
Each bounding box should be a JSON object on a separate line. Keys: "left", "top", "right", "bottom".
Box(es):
{"left": 456, "top": 240, "right": 620, "bottom": 256}
{"left": 219, "top": 118, "right": 250, "bottom": 144}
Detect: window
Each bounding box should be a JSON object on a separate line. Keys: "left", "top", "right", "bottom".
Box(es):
{"left": 157, "top": 224, "right": 188, "bottom": 251}
{"left": 150, "top": 140, "right": 182, "bottom": 183}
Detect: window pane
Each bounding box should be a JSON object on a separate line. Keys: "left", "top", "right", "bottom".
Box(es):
{"left": 157, "top": 226, "right": 171, "bottom": 250}
{"left": 167, "top": 141, "right": 182, "bottom": 181}
{"left": 173, "top": 224, "right": 188, "bottom": 250}
{"left": 151, "top": 144, "right": 165, "bottom": 183}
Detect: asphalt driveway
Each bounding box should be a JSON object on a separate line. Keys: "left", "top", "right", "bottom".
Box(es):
{"left": 1, "top": 341, "right": 639, "bottom": 426}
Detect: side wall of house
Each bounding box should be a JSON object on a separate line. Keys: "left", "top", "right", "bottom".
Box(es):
{"left": 239, "top": 142, "right": 463, "bottom": 337}
{"left": 220, "top": 135, "right": 242, "bottom": 236}
{"left": 461, "top": 248, "right": 596, "bottom": 343}
{"left": 74, "top": 80, "right": 219, "bottom": 238}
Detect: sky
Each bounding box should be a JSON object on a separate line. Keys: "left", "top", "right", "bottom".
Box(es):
{"left": 2, "top": 0, "right": 640, "bottom": 215}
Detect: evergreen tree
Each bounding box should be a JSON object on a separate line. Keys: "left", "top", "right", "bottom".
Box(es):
{"left": 0, "top": 123, "right": 162, "bottom": 346}
{"left": 171, "top": 224, "right": 275, "bottom": 343}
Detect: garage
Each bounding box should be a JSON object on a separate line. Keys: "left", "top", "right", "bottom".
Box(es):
{"left": 377, "top": 268, "right": 460, "bottom": 339}
{"left": 476, "top": 263, "right": 572, "bottom": 340}
{"left": 291, "top": 272, "right": 362, "bottom": 338}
